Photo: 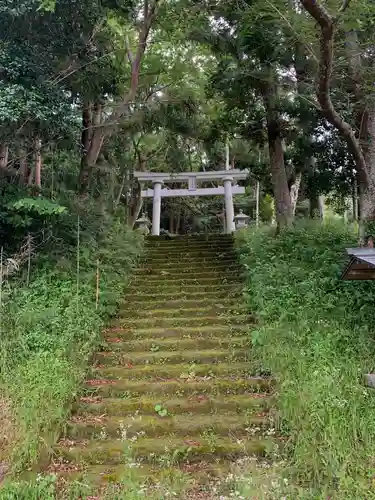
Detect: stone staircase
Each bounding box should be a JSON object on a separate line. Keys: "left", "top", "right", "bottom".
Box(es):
{"left": 52, "top": 235, "right": 274, "bottom": 490}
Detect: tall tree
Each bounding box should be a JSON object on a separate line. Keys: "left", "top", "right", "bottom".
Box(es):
{"left": 187, "top": 0, "right": 302, "bottom": 227}
{"left": 298, "top": 0, "right": 375, "bottom": 230}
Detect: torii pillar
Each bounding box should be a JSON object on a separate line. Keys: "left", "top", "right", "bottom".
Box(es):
{"left": 151, "top": 180, "right": 163, "bottom": 235}
{"left": 223, "top": 175, "right": 235, "bottom": 233}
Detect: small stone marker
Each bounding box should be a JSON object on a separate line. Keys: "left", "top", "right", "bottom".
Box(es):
{"left": 364, "top": 373, "right": 375, "bottom": 388}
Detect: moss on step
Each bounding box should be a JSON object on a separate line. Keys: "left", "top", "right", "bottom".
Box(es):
{"left": 101, "top": 335, "right": 249, "bottom": 353}
{"left": 118, "top": 305, "right": 247, "bottom": 319}
{"left": 134, "top": 266, "right": 242, "bottom": 278}
{"left": 66, "top": 413, "right": 268, "bottom": 440}
{"left": 135, "top": 260, "right": 239, "bottom": 273}
{"left": 93, "top": 347, "right": 249, "bottom": 366}
{"left": 91, "top": 361, "right": 257, "bottom": 380}
{"left": 75, "top": 393, "right": 272, "bottom": 417}
{"left": 144, "top": 256, "right": 237, "bottom": 267}
{"left": 112, "top": 314, "right": 249, "bottom": 330}
{"left": 54, "top": 435, "right": 273, "bottom": 465}
{"left": 46, "top": 462, "right": 228, "bottom": 486}
{"left": 127, "top": 282, "right": 242, "bottom": 296}
{"left": 103, "top": 323, "right": 249, "bottom": 340}
{"left": 83, "top": 376, "right": 274, "bottom": 398}
{"left": 120, "top": 298, "right": 241, "bottom": 311}
{"left": 124, "top": 287, "right": 242, "bottom": 303}
{"left": 132, "top": 275, "right": 240, "bottom": 287}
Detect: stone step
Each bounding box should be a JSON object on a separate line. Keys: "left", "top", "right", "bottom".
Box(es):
{"left": 92, "top": 348, "right": 249, "bottom": 367}
{"left": 124, "top": 287, "right": 242, "bottom": 303}
{"left": 136, "top": 259, "right": 239, "bottom": 272}
{"left": 91, "top": 361, "right": 255, "bottom": 381}
{"left": 134, "top": 266, "right": 242, "bottom": 278}
{"left": 83, "top": 376, "right": 273, "bottom": 399}
{"left": 133, "top": 269, "right": 243, "bottom": 280}
{"left": 120, "top": 297, "right": 241, "bottom": 311}
{"left": 146, "top": 235, "right": 234, "bottom": 246}
{"left": 101, "top": 335, "right": 249, "bottom": 353}
{"left": 112, "top": 314, "right": 248, "bottom": 330}
{"left": 118, "top": 304, "right": 247, "bottom": 319}
{"left": 44, "top": 462, "right": 235, "bottom": 486}
{"left": 145, "top": 244, "right": 236, "bottom": 254}
{"left": 145, "top": 242, "right": 235, "bottom": 253}
{"left": 50, "top": 454, "right": 290, "bottom": 487}
{"left": 103, "top": 324, "right": 249, "bottom": 340}
{"left": 130, "top": 276, "right": 240, "bottom": 288}
{"left": 66, "top": 413, "right": 268, "bottom": 440}
{"left": 75, "top": 393, "right": 271, "bottom": 417}
{"left": 54, "top": 435, "right": 272, "bottom": 465}
{"left": 147, "top": 234, "right": 233, "bottom": 241}
{"left": 144, "top": 251, "right": 237, "bottom": 262}
{"left": 127, "top": 282, "right": 242, "bottom": 296}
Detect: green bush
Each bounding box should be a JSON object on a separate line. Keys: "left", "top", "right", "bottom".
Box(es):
{"left": 238, "top": 221, "right": 375, "bottom": 498}
{"left": 0, "top": 216, "right": 143, "bottom": 473}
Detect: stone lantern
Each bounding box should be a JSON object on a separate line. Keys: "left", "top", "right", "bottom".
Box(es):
{"left": 135, "top": 212, "right": 151, "bottom": 235}
{"left": 234, "top": 210, "right": 250, "bottom": 230}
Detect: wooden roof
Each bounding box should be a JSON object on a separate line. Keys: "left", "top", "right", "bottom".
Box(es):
{"left": 341, "top": 248, "right": 375, "bottom": 280}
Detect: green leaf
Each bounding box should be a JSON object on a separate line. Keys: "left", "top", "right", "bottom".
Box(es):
{"left": 154, "top": 404, "right": 162, "bottom": 412}
{"left": 37, "top": 0, "right": 56, "bottom": 12}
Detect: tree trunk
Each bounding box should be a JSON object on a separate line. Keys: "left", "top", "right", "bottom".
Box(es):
{"left": 261, "top": 77, "right": 293, "bottom": 229}
{"left": 34, "top": 137, "right": 42, "bottom": 188}
{"left": 309, "top": 195, "right": 319, "bottom": 218}
{"left": 128, "top": 182, "right": 143, "bottom": 228}
{"left": 77, "top": 2, "right": 159, "bottom": 192}
{"left": 290, "top": 171, "right": 302, "bottom": 216}
{"left": 80, "top": 101, "right": 92, "bottom": 170}
{"left": 300, "top": 0, "right": 375, "bottom": 235}
{"left": 0, "top": 145, "right": 9, "bottom": 170}
{"left": 79, "top": 101, "right": 103, "bottom": 190}
{"left": 176, "top": 208, "right": 181, "bottom": 234}
{"left": 352, "top": 176, "right": 359, "bottom": 221}
{"left": 359, "top": 106, "right": 375, "bottom": 221}
{"left": 169, "top": 209, "right": 175, "bottom": 234}
{"left": 309, "top": 195, "right": 324, "bottom": 219}
{"left": 18, "top": 148, "right": 29, "bottom": 185}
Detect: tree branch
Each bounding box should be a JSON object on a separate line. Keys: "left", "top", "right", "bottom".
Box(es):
{"left": 124, "top": 35, "right": 134, "bottom": 64}
{"left": 339, "top": 0, "right": 351, "bottom": 13}
{"left": 299, "top": 0, "right": 367, "bottom": 181}
{"left": 109, "top": 0, "right": 160, "bottom": 122}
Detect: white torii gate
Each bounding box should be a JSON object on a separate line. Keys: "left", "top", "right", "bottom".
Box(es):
{"left": 134, "top": 169, "right": 249, "bottom": 236}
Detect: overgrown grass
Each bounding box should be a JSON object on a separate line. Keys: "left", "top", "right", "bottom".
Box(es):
{"left": 237, "top": 221, "right": 375, "bottom": 498}
{"left": 0, "top": 216, "right": 143, "bottom": 476}
{"left": 0, "top": 470, "right": 191, "bottom": 500}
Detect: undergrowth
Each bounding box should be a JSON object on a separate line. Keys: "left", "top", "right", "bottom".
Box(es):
{"left": 237, "top": 221, "right": 375, "bottom": 499}
{"left": 0, "top": 209, "right": 143, "bottom": 481}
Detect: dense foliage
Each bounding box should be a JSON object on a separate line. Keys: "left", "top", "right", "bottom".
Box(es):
{"left": 1, "top": 0, "right": 374, "bottom": 237}
{"left": 0, "top": 204, "right": 143, "bottom": 472}
{"left": 238, "top": 222, "right": 375, "bottom": 497}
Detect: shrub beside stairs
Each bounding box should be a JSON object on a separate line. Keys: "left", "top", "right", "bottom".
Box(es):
{"left": 52, "top": 235, "right": 274, "bottom": 488}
